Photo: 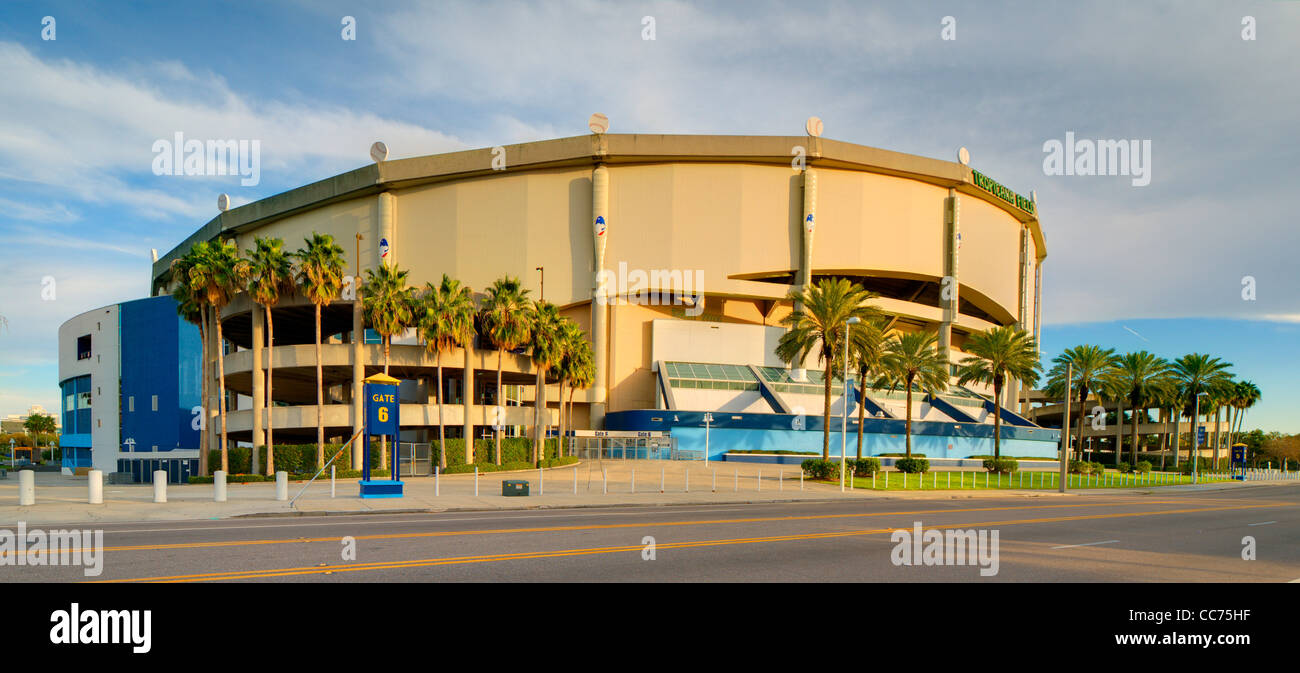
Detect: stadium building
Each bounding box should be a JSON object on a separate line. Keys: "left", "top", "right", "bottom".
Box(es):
{"left": 129, "top": 132, "right": 1059, "bottom": 468}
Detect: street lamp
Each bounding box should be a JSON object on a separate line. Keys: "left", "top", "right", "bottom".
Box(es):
{"left": 536, "top": 266, "right": 544, "bottom": 302}
{"left": 702, "top": 412, "right": 713, "bottom": 468}
{"left": 1192, "top": 391, "right": 1208, "bottom": 484}
{"left": 841, "top": 317, "right": 860, "bottom": 492}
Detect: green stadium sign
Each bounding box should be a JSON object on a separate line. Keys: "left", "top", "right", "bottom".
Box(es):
{"left": 971, "top": 170, "right": 1035, "bottom": 215}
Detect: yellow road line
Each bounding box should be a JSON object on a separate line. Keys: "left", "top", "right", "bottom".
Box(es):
{"left": 2, "top": 499, "right": 1211, "bottom": 557}
{"left": 91, "top": 501, "right": 1294, "bottom": 583}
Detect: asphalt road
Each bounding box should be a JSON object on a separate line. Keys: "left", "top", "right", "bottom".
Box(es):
{"left": 3, "top": 484, "right": 1297, "bottom": 582}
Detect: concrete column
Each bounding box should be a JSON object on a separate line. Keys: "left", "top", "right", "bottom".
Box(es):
{"left": 938, "top": 189, "right": 960, "bottom": 358}
{"left": 152, "top": 471, "right": 167, "bottom": 503}
{"left": 1008, "top": 226, "right": 1031, "bottom": 412}
{"left": 18, "top": 469, "right": 34, "bottom": 505}
{"left": 463, "top": 345, "right": 475, "bottom": 459}
{"left": 214, "top": 470, "right": 227, "bottom": 502}
{"left": 351, "top": 290, "right": 364, "bottom": 470}
{"left": 88, "top": 469, "right": 103, "bottom": 504}
{"left": 250, "top": 305, "right": 265, "bottom": 472}
{"left": 589, "top": 164, "right": 610, "bottom": 429}
{"left": 275, "top": 471, "right": 287, "bottom": 501}
{"left": 377, "top": 191, "right": 395, "bottom": 269}
{"left": 800, "top": 168, "right": 818, "bottom": 293}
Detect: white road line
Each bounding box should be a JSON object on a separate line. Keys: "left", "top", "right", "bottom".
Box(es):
{"left": 1051, "top": 539, "right": 1120, "bottom": 550}
{"left": 1247, "top": 521, "right": 1276, "bottom": 526}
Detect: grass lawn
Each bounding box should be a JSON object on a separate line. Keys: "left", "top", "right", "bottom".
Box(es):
{"left": 834, "top": 470, "right": 1235, "bottom": 491}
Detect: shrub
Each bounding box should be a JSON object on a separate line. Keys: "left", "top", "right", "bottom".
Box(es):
{"left": 801, "top": 459, "right": 839, "bottom": 480}
{"left": 983, "top": 458, "right": 1019, "bottom": 474}
{"left": 852, "top": 457, "right": 881, "bottom": 476}
{"left": 1117, "top": 462, "right": 1131, "bottom": 474}
{"left": 1091, "top": 462, "right": 1106, "bottom": 474}
{"left": 1069, "top": 459, "right": 1091, "bottom": 474}
{"left": 893, "top": 457, "right": 929, "bottom": 473}
{"left": 1134, "top": 460, "right": 1152, "bottom": 474}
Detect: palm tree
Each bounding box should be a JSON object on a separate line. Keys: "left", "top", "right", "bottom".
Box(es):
{"left": 528, "top": 301, "right": 564, "bottom": 464}
{"left": 1171, "top": 353, "right": 1233, "bottom": 467}
{"left": 550, "top": 319, "right": 584, "bottom": 458}
{"left": 417, "top": 274, "right": 476, "bottom": 469}
{"left": 170, "top": 248, "right": 209, "bottom": 475}
{"left": 188, "top": 239, "right": 244, "bottom": 473}
{"left": 878, "top": 330, "right": 949, "bottom": 460}
{"left": 294, "top": 233, "right": 347, "bottom": 469}
{"left": 775, "top": 278, "right": 882, "bottom": 460}
{"left": 563, "top": 333, "right": 595, "bottom": 452}
{"left": 244, "top": 237, "right": 294, "bottom": 475}
{"left": 1206, "top": 378, "right": 1235, "bottom": 469}
{"left": 1043, "top": 345, "right": 1118, "bottom": 461}
{"left": 363, "top": 263, "right": 415, "bottom": 472}
{"left": 1230, "top": 380, "right": 1261, "bottom": 448}
{"left": 849, "top": 317, "right": 887, "bottom": 459}
{"left": 1105, "top": 351, "right": 1173, "bottom": 467}
{"left": 956, "top": 325, "right": 1042, "bottom": 460}
{"left": 479, "top": 277, "right": 532, "bottom": 465}
{"left": 1147, "top": 378, "right": 1183, "bottom": 470}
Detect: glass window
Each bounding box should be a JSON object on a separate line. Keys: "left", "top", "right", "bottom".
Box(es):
{"left": 76, "top": 334, "right": 92, "bottom": 360}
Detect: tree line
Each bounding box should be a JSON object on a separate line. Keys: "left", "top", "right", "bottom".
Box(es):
{"left": 170, "top": 233, "right": 593, "bottom": 477}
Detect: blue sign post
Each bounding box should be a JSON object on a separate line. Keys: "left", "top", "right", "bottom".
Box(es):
{"left": 360, "top": 373, "right": 403, "bottom": 498}
{"left": 1231, "top": 443, "right": 1247, "bottom": 481}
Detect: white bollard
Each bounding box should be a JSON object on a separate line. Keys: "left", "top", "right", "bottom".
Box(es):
{"left": 573, "top": 467, "right": 578, "bottom": 495}
{"left": 713, "top": 469, "right": 717, "bottom": 493}
{"left": 88, "top": 469, "right": 103, "bottom": 505}
{"left": 474, "top": 466, "right": 479, "bottom": 496}
{"left": 734, "top": 469, "right": 738, "bottom": 492}
{"left": 213, "top": 470, "right": 227, "bottom": 502}
{"left": 801, "top": 470, "right": 805, "bottom": 491}
{"left": 539, "top": 466, "right": 544, "bottom": 495}
{"left": 632, "top": 468, "right": 636, "bottom": 493}
{"left": 18, "top": 469, "right": 35, "bottom": 506}
{"left": 275, "top": 471, "right": 288, "bottom": 501}
{"left": 603, "top": 467, "right": 608, "bottom": 494}
{"left": 660, "top": 467, "right": 664, "bottom": 493}
{"left": 153, "top": 470, "right": 168, "bottom": 503}
{"left": 331, "top": 465, "right": 336, "bottom": 497}
{"left": 779, "top": 470, "right": 783, "bottom": 491}
{"left": 757, "top": 469, "right": 762, "bottom": 491}
{"left": 436, "top": 466, "right": 441, "bottom": 497}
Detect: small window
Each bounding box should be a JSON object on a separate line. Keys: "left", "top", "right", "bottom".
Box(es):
{"left": 77, "top": 335, "right": 92, "bottom": 360}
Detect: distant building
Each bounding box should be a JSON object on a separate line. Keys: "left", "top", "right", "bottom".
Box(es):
{"left": 1, "top": 404, "right": 62, "bottom": 434}
{"left": 57, "top": 295, "right": 201, "bottom": 481}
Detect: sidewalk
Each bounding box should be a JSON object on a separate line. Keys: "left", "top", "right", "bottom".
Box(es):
{"left": 0, "top": 460, "right": 1293, "bottom": 526}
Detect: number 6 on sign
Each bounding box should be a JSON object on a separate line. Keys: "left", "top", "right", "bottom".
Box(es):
{"left": 378, "top": 407, "right": 388, "bottom": 423}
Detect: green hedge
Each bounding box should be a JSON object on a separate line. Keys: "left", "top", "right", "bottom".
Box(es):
{"left": 189, "top": 468, "right": 389, "bottom": 484}
{"left": 442, "top": 456, "right": 578, "bottom": 474}
{"left": 893, "top": 457, "right": 930, "bottom": 473}
{"left": 210, "top": 437, "right": 565, "bottom": 475}
{"left": 880, "top": 453, "right": 926, "bottom": 458}
{"left": 983, "top": 458, "right": 1019, "bottom": 474}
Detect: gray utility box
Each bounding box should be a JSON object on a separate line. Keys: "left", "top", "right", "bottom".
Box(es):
{"left": 502, "top": 479, "right": 530, "bottom": 496}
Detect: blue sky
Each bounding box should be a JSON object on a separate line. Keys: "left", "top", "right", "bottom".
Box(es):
{"left": 0, "top": 1, "right": 1297, "bottom": 431}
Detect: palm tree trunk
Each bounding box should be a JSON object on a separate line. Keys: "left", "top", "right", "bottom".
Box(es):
{"left": 821, "top": 361, "right": 832, "bottom": 461}
{"left": 533, "top": 368, "right": 545, "bottom": 464}
{"left": 216, "top": 306, "right": 229, "bottom": 473}
{"left": 265, "top": 306, "right": 275, "bottom": 475}
{"left": 315, "top": 303, "right": 324, "bottom": 469}
{"left": 436, "top": 353, "right": 446, "bottom": 470}
{"left": 856, "top": 371, "right": 867, "bottom": 460}
{"left": 904, "top": 375, "right": 914, "bottom": 459}
{"left": 992, "top": 379, "right": 1002, "bottom": 460}
{"left": 557, "top": 378, "right": 566, "bottom": 459}
{"left": 199, "top": 309, "right": 209, "bottom": 477}
{"left": 381, "top": 337, "right": 389, "bottom": 472}
{"left": 1212, "top": 407, "right": 1222, "bottom": 470}
{"left": 495, "top": 348, "right": 504, "bottom": 465}
{"left": 1074, "top": 386, "right": 1086, "bottom": 462}
{"left": 1130, "top": 399, "right": 1139, "bottom": 467}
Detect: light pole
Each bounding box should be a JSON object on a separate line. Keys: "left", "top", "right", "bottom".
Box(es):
{"left": 840, "top": 317, "right": 860, "bottom": 492}
{"left": 1059, "top": 362, "right": 1071, "bottom": 493}
{"left": 702, "top": 412, "right": 713, "bottom": 467}
{"left": 1192, "top": 391, "right": 1207, "bottom": 484}
{"left": 536, "top": 266, "right": 544, "bottom": 302}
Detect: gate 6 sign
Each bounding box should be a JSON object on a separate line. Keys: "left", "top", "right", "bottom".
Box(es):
{"left": 364, "top": 374, "right": 400, "bottom": 436}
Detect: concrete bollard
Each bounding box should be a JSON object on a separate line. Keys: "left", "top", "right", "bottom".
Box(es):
{"left": 88, "top": 469, "right": 103, "bottom": 504}
{"left": 713, "top": 469, "right": 717, "bottom": 493}
{"left": 18, "top": 469, "right": 35, "bottom": 506}
{"left": 659, "top": 467, "right": 664, "bottom": 493}
{"left": 275, "top": 471, "right": 288, "bottom": 501}
{"left": 572, "top": 467, "right": 577, "bottom": 495}
{"left": 214, "top": 470, "right": 227, "bottom": 502}
{"left": 632, "top": 468, "right": 636, "bottom": 493}
{"left": 685, "top": 469, "right": 689, "bottom": 493}
{"left": 331, "top": 465, "right": 336, "bottom": 498}
{"left": 153, "top": 470, "right": 168, "bottom": 503}
{"left": 602, "top": 467, "right": 608, "bottom": 495}
{"left": 757, "top": 469, "right": 762, "bottom": 491}
{"left": 474, "top": 466, "right": 479, "bottom": 496}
